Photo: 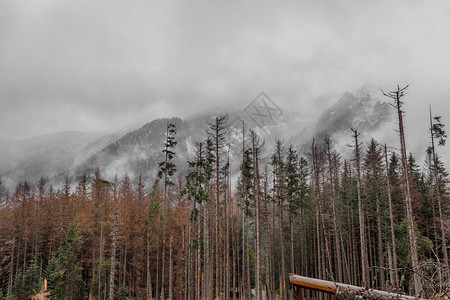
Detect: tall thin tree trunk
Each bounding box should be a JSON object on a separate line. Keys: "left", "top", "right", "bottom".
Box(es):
{"left": 232, "top": 198, "right": 237, "bottom": 300}
{"left": 383, "top": 86, "right": 421, "bottom": 295}
{"left": 271, "top": 191, "right": 276, "bottom": 299}
{"left": 160, "top": 121, "right": 173, "bottom": 300}
{"left": 387, "top": 242, "right": 394, "bottom": 290}
{"left": 196, "top": 215, "right": 201, "bottom": 300}
{"left": 384, "top": 144, "right": 399, "bottom": 287}
{"left": 98, "top": 195, "right": 106, "bottom": 300}
{"left": 7, "top": 237, "right": 15, "bottom": 298}
{"left": 225, "top": 151, "right": 231, "bottom": 300}
{"left": 215, "top": 118, "right": 221, "bottom": 299}
{"left": 263, "top": 168, "right": 271, "bottom": 300}
{"left": 161, "top": 200, "right": 167, "bottom": 299}
{"left": 252, "top": 135, "right": 262, "bottom": 300}
{"left": 155, "top": 234, "right": 160, "bottom": 300}
{"left": 280, "top": 184, "right": 287, "bottom": 299}
{"left": 246, "top": 217, "right": 251, "bottom": 300}
{"left": 352, "top": 129, "right": 369, "bottom": 287}
{"left": 242, "top": 211, "right": 246, "bottom": 299}
{"left": 169, "top": 235, "right": 173, "bottom": 300}
{"left": 147, "top": 229, "right": 153, "bottom": 300}
{"left": 326, "top": 141, "right": 342, "bottom": 283}
{"left": 110, "top": 213, "right": 118, "bottom": 300}
{"left": 376, "top": 196, "right": 385, "bottom": 290}
{"left": 276, "top": 144, "right": 287, "bottom": 300}
{"left": 429, "top": 108, "right": 449, "bottom": 269}
{"left": 290, "top": 215, "right": 295, "bottom": 274}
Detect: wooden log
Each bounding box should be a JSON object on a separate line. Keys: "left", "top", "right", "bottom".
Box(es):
{"left": 289, "top": 274, "right": 421, "bottom": 300}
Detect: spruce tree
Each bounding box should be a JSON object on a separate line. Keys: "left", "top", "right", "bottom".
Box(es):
{"left": 50, "top": 221, "right": 85, "bottom": 300}
{"left": 207, "top": 114, "right": 228, "bottom": 298}
{"left": 428, "top": 109, "right": 449, "bottom": 268}
{"left": 12, "top": 263, "right": 41, "bottom": 300}
{"left": 363, "top": 139, "right": 386, "bottom": 289}
{"left": 158, "top": 121, "right": 177, "bottom": 300}
{"left": 44, "top": 256, "right": 59, "bottom": 292}
{"left": 285, "top": 145, "right": 301, "bottom": 276}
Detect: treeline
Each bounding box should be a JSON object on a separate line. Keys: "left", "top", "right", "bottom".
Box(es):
{"left": 0, "top": 86, "right": 449, "bottom": 299}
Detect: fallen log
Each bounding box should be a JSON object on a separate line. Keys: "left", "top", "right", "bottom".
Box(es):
{"left": 289, "top": 274, "right": 421, "bottom": 300}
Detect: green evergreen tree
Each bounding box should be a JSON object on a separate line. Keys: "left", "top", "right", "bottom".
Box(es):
{"left": 363, "top": 139, "right": 387, "bottom": 289}
{"left": 237, "top": 148, "right": 254, "bottom": 216}
{"left": 158, "top": 121, "right": 177, "bottom": 300}
{"left": 44, "top": 256, "right": 59, "bottom": 291}
{"left": 23, "top": 262, "right": 41, "bottom": 295}
{"left": 11, "top": 262, "right": 41, "bottom": 300}
{"left": 116, "top": 285, "right": 129, "bottom": 300}
{"left": 50, "top": 221, "right": 85, "bottom": 300}
{"left": 11, "top": 268, "right": 25, "bottom": 300}
{"left": 285, "top": 145, "right": 301, "bottom": 214}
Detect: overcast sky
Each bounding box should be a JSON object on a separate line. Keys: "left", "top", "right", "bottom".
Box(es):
{"left": 1, "top": 0, "right": 450, "bottom": 142}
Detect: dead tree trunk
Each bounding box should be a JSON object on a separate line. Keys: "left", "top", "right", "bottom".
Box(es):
{"left": 351, "top": 129, "right": 369, "bottom": 287}
{"left": 109, "top": 213, "right": 118, "bottom": 300}
{"left": 384, "top": 144, "right": 399, "bottom": 288}
{"left": 326, "top": 139, "right": 343, "bottom": 283}
{"left": 382, "top": 85, "right": 421, "bottom": 295}
{"left": 169, "top": 235, "right": 173, "bottom": 300}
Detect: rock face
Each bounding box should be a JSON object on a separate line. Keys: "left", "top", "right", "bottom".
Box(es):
{"left": 0, "top": 85, "right": 394, "bottom": 188}
{"left": 315, "top": 86, "right": 393, "bottom": 138}
{"left": 288, "top": 85, "right": 394, "bottom": 156}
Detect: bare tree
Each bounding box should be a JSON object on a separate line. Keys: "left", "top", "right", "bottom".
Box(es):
{"left": 109, "top": 213, "right": 118, "bottom": 300}
{"left": 382, "top": 85, "right": 422, "bottom": 295}
{"left": 250, "top": 129, "right": 265, "bottom": 300}
{"left": 384, "top": 144, "right": 399, "bottom": 288}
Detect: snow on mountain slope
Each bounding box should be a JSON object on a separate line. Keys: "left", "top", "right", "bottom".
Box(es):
{"left": 0, "top": 85, "right": 396, "bottom": 188}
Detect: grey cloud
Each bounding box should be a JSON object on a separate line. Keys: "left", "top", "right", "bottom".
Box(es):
{"left": 0, "top": 0, "right": 449, "bottom": 148}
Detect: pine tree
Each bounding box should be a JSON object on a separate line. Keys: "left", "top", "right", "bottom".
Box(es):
{"left": 428, "top": 108, "right": 449, "bottom": 268}
{"left": 237, "top": 146, "right": 254, "bottom": 300}
{"left": 50, "top": 222, "right": 85, "bottom": 300}
{"left": 363, "top": 138, "right": 386, "bottom": 289}
{"left": 285, "top": 145, "right": 301, "bottom": 278}
{"left": 158, "top": 121, "right": 177, "bottom": 300}
{"left": 272, "top": 140, "right": 289, "bottom": 298}
{"left": 11, "top": 262, "right": 41, "bottom": 300}
{"left": 207, "top": 114, "right": 229, "bottom": 298}
{"left": 45, "top": 256, "right": 59, "bottom": 292}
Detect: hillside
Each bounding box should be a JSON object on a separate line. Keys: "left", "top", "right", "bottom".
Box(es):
{"left": 0, "top": 85, "right": 395, "bottom": 187}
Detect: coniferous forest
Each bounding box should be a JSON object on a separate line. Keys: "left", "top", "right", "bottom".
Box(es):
{"left": 0, "top": 87, "right": 449, "bottom": 299}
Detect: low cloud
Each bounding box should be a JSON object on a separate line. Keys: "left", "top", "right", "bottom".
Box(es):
{"left": 0, "top": 0, "right": 449, "bottom": 147}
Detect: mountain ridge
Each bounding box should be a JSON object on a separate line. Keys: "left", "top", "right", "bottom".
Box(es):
{"left": 0, "top": 85, "right": 396, "bottom": 188}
